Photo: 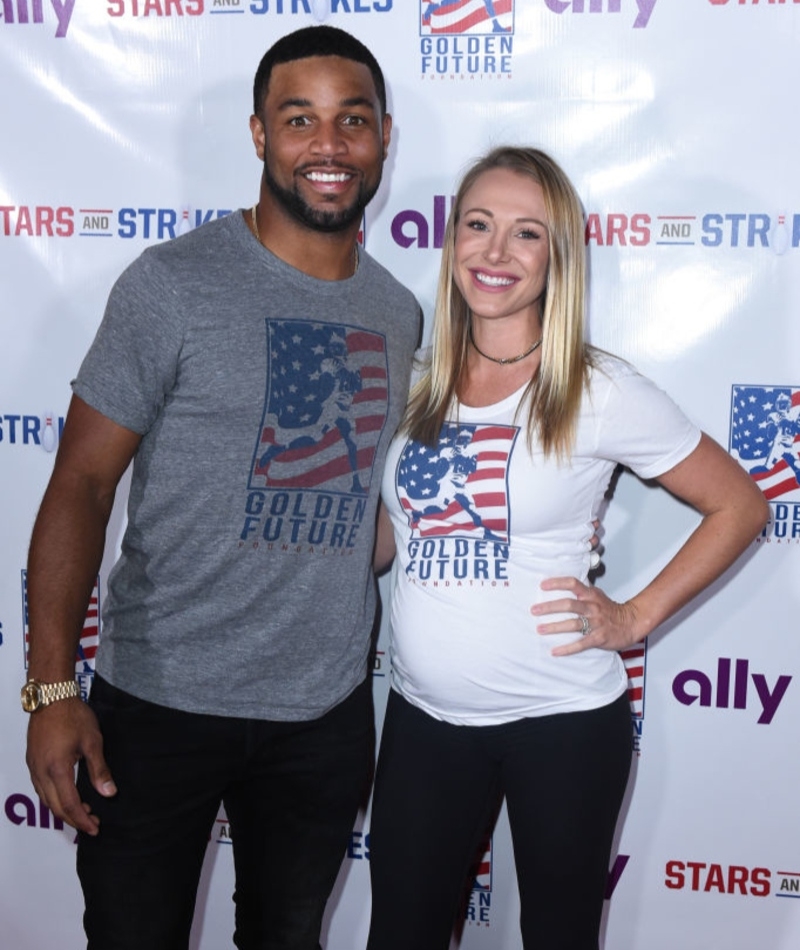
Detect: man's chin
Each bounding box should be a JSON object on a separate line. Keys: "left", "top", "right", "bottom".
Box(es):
{"left": 292, "top": 190, "right": 367, "bottom": 232}
{"left": 303, "top": 208, "right": 362, "bottom": 233}
{"left": 264, "top": 173, "right": 373, "bottom": 235}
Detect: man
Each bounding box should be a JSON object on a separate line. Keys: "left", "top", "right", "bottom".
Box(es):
{"left": 23, "top": 26, "right": 420, "bottom": 950}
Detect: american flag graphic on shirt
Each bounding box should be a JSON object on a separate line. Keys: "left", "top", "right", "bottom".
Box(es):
{"left": 730, "top": 385, "right": 800, "bottom": 501}
{"left": 251, "top": 320, "right": 389, "bottom": 495}
{"left": 22, "top": 570, "right": 99, "bottom": 675}
{"left": 396, "top": 422, "right": 519, "bottom": 542}
{"left": 421, "top": 0, "right": 513, "bottom": 35}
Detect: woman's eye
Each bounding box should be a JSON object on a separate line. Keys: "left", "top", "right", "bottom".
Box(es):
{"left": 466, "top": 219, "right": 488, "bottom": 232}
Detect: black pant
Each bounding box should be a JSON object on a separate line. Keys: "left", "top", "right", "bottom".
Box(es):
{"left": 367, "top": 690, "right": 632, "bottom": 950}
{"left": 77, "top": 675, "right": 373, "bottom": 950}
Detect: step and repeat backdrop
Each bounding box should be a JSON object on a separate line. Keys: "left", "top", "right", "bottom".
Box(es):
{"left": 1, "top": 2, "right": 798, "bottom": 948}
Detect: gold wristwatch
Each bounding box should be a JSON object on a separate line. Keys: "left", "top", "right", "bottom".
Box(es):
{"left": 20, "top": 678, "right": 80, "bottom": 713}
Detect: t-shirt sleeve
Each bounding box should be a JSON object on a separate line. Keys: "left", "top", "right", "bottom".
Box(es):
{"left": 72, "top": 251, "right": 184, "bottom": 435}
{"left": 593, "top": 361, "right": 702, "bottom": 480}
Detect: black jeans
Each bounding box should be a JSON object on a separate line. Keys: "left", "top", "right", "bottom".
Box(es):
{"left": 367, "top": 690, "right": 632, "bottom": 950}
{"left": 77, "top": 675, "right": 373, "bottom": 950}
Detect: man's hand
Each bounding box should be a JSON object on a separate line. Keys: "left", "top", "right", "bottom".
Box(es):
{"left": 26, "top": 699, "right": 116, "bottom": 835}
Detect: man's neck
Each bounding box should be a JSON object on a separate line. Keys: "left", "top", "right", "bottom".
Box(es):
{"left": 251, "top": 194, "right": 361, "bottom": 282}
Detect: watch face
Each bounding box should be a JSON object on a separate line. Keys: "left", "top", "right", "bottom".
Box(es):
{"left": 20, "top": 682, "right": 42, "bottom": 713}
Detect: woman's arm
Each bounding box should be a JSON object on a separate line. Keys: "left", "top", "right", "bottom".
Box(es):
{"left": 531, "top": 433, "right": 770, "bottom": 656}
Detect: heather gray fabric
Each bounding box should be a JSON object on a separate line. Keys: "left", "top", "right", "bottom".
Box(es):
{"left": 74, "top": 211, "right": 420, "bottom": 720}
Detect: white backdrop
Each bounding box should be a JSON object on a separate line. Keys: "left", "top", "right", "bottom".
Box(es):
{"left": 2, "top": 2, "right": 799, "bottom": 948}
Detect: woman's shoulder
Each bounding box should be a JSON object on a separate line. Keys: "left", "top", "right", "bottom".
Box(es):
{"left": 584, "top": 348, "right": 673, "bottom": 415}
{"left": 585, "top": 347, "right": 693, "bottom": 425}
{"left": 585, "top": 347, "right": 640, "bottom": 391}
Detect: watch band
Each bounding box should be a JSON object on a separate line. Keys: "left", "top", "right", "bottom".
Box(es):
{"left": 20, "top": 678, "right": 80, "bottom": 713}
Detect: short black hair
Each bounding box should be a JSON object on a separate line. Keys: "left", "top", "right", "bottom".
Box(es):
{"left": 252, "top": 26, "right": 387, "bottom": 118}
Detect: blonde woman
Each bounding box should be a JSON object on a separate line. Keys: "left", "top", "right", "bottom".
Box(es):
{"left": 367, "top": 147, "right": 768, "bottom": 950}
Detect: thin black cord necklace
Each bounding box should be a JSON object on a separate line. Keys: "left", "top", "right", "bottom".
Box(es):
{"left": 469, "top": 327, "right": 542, "bottom": 365}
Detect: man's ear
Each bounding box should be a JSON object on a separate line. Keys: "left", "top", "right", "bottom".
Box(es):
{"left": 250, "top": 114, "right": 266, "bottom": 161}
{"left": 382, "top": 113, "right": 392, "bottom": 161}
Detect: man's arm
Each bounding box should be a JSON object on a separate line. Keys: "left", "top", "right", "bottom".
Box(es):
{"left": 25, "top": 395, "right": 141, "bottom": 835}
{"left": 373, "top": 501, "right": 396, "bottom": 576}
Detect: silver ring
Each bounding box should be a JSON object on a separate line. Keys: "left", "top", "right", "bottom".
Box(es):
{"left": 579, "top": 615, "right": 591, "bottom": 636}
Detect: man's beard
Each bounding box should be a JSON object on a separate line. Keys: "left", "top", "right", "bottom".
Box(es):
{"left": 263, "top": 158, "right": 381, "bottom": 233}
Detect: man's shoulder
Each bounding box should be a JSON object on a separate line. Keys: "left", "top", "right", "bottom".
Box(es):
{"left": 114, "top": 213, "right": 244, "bottom": 292}
{"left": 117, "top": 214, "right": 236, "bottom": 276}
{"left": 142, "top": 212, "right": 241, "bottom": 265}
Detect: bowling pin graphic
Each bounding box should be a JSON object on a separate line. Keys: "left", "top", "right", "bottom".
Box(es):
{"left": 41, "top": 412, "right": 57, "bottom": 453}
{"left": 311, "top": 0, "right": 330, "bottom": 22}
{"left": 770, "top": 213, "right": 790, "bottom": 256}
{"left": 178, "top": 206, "right": 193, "bottom": 236}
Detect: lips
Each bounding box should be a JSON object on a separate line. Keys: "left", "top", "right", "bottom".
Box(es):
{"left": 471, "top": 269, "right": 517, "bottom": 288}
{"left": 304, "top": 170, "right": 352, "bottom": 184}
{"left": 297, "top": 163, "right": 358, "bottom": 192}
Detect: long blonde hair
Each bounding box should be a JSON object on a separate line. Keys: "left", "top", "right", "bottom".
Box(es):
{"left": 403, "top": 146, "right": 592, "bottom": 459}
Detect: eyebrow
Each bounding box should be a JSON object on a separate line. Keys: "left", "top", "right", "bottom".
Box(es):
{"left": 463, "top": 206, "right": 547, "bottom": 228}
{"left": 277, "top": 96, "right": 377, "bottom": 112}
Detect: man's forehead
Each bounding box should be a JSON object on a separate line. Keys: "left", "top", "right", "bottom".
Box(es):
{"left": 267, "top": 56, "right": 379, "bottom": 104}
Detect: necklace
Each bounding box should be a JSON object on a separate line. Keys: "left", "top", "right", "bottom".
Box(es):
{"left": 250, "top": 204, "right": 359, "bottom": 276}
{"left": 469, "top": 327, "right": 542, "bottom": 365}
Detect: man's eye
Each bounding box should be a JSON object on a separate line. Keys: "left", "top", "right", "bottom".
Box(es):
{"left": 288, "top": 116, "right": 310, "bottom": 127}
{"left": 343, "top": 114, "right": 367, "bottom": 126}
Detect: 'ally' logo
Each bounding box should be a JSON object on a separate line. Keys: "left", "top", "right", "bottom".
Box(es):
{"left": 606, "top": 854, "right": 630, "bottom": 899}
{"left": 22, "top": 569, "right": 99, "bottom": 699}
{"left": 0, "top": 0, "right": 76, "bottom": 38}
{"left": 672, "top": 657, "right": 791, "bottom": 725}
{"left": 730, "top": 385, "right": 800, "bottom": 501}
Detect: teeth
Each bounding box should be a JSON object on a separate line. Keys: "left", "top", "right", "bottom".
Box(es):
{"left": 306, "top": 171, "right": 350, "bottom": 183}
{"left": 476, "top": 272, "right": 514, "bottom": 287}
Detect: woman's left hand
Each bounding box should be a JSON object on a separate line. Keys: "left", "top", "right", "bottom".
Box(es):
{"left": 530, "top": 576, "right": 644, "bottom": 657}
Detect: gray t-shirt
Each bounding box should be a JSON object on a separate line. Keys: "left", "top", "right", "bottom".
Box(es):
{"left": 74, "top": 211, "right": 420, "bottom": 720}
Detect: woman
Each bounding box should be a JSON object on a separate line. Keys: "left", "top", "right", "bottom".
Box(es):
{"left": 366, "top": 147, "right": 768, "bottom": 950}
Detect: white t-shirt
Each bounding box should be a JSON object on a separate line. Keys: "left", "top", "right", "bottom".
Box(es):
{"left": 381, "top": 352, "right": 701, "bottom": 726}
